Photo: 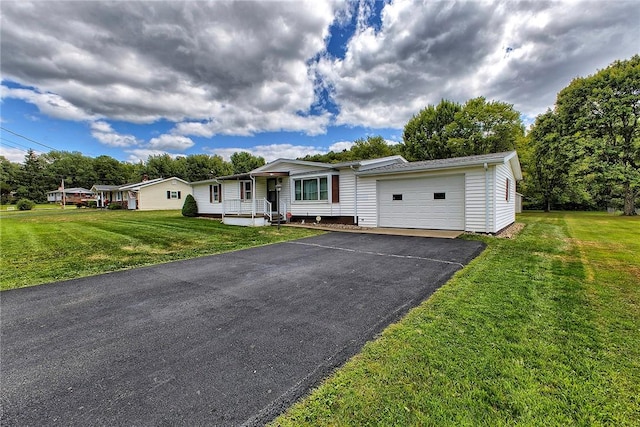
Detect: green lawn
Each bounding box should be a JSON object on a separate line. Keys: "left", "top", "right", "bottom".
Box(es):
{"left": 273, "top": 212, "right": 640, "bottom": 426}
{"left": 0, "top": 209, "right": 322, "bottom": 290}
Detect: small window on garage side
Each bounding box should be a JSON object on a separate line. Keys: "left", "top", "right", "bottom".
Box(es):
{"left": 392, "top": 194, "right": 402, "bottom": 201}
{"left": 434, "top": 192, "right": 446, "bottom": 200}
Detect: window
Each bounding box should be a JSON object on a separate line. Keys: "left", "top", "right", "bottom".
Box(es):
{"left": 209, "top": 184, "right": 222, "bottom": 203}
{"left": 392, "top": 194, "right": 403, "bottom": 201}
{"left": 505, "top": 178, "right": 511, "bottom": 201}
{"left": 294, "top": 177, "right": 329, "bottom": 201}
{"left": 167, "top": 191, "right": 181, "bottom": 199}
{"left": 240, "top": 181, "right": 252, "bottom": 200}
{"left": 434, "top": 192, "right": 446, "bottom": 200}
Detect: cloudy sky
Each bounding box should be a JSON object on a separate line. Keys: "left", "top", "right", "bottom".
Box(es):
{"left": 1, "top": 0, "right": 638, "bottom": 164}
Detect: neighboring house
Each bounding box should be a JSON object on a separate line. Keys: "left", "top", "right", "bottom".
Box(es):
{"left": 191, "top": 151, "right": 522, "bottom": 233}
{"left": 47, "top": 187, "right": 94, "bottom": 204}
{"left": 115, "top": 177, "right": 192, "bottom": 210}
{"left": 90, "top": 184, "right": 120, "bottom": 208}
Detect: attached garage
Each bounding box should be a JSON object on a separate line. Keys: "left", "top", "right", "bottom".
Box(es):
{"left": 378, "top": 175, "right": 465, "bottom": 230}
{"left": 356, "top": 151, "right": 523, "bottom": 233}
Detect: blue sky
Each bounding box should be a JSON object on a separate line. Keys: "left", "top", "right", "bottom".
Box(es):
{"left": 1, "top": 0, "right": 638, "bottom": 164}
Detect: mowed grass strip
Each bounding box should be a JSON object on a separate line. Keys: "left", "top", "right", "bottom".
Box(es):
{"left": 273, "top": 212, "right": 640, "bottom": 426}
{"left": 0, "top": 209, "right": 322, "bottom": 290}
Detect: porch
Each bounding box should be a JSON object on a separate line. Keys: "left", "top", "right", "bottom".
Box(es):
{"left": 222, "top": 198, "right": 287, "bottom": 227}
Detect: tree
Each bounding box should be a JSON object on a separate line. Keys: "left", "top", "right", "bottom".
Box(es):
{"left": 349, "top": 136, "right": 397, "bottom": 160}
{"left": 41, "top": 151, "right": 97, "bottom": 190}
{"left": 400, "top": 98, "right": 524, "bottom": 161}
{"left": 230, "top": 152, "right": 265, "bottom": 174}
{"left": 447, "top": 97, "right": 525, "bottom": 156}
{"left": 0, "top": 156, "right": 20, "bottom": 204}
{"left": 94, "top": 155, "right": 126, "bottom": 185}
{"left": 180, "top": 154, "right": 232, "bottom": 182}
{"left": 556, "top": 55, "right": 640, "bottom": 215}
{"left": 181, "top": 194, "right": 198, "bottom": 217}
{"left": 401, "top": 99, "right": 460, "bottom": 161}
{"left": 17, "top": 149, "right": 47, "bottom": 202}
{"left": 527, "top": 111, "right": 573, "bottom": 211}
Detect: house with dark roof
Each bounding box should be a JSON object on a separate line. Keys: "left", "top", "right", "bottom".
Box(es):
{"left": 191, "top": 151, "right": 522, "bottom": 233}
{"left": 46, "top": 187, "right": 94, "bottom": 204}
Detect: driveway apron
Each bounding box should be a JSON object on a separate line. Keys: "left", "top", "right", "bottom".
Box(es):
{"left": 1, "top": 233, "right": 484, "bottom": 426}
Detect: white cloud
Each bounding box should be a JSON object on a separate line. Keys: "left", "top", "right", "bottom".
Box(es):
{"left": 1, "top": 85, "right": 98, "bottom": 122}
{"left": 318, "top": 0, "right": 640, "bottom": 127}
{"left": 208, "top": 144, "right": 327, "bottom": 162}
{"left": 1, "top": 1, "right": 338, "bottom": 134}
{"left": 124, "top": 148, "right": 179, "bottom": 164}
{"left": 0, "top": 146, "right": 32, "bottom": 163}
{"left": 90, "top": 121, "right": 139, "bottom": 148}
{"left": 328, "top": 141, "right": 354, "bottom": 152}
{"left": 148, "top": 134, "right": 194, "bottom": 151}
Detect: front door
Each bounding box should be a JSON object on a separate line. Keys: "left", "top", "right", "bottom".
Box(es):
{"left": 266, "top": 178, "right": 278, "bottom": 212}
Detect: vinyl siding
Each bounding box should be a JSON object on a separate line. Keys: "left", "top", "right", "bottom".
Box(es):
{"left": 464, "top": 167, "right": 493, "bottom": 233}
{"left": 494, "top": 162, "right": 516, "bottom": 231}
{"left": 191, "top": 183, "right": 222, "bottom": 214}
{"left": 137, "top": 179, "right": 192, "bottom": 211}
{"left": 356, "top": 177, "right": 378, "bottom": 227}
{"left": 339, "top": 169, "right": 356, "bottom": 218}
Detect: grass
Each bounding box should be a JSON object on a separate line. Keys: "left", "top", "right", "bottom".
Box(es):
{"left": 0, "top": 209, "right": 322, "bottom": 290}
{"left": 273, "top": 212, "right": 640, "bottom": 426}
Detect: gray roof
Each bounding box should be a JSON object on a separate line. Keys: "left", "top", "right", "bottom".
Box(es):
{"left": 48, "top": 187, "right": 93, "bottom": 194}
{"left": 357, "top": 151, "right": 521, "bottom": 178}
{"left": 92, "top": 184, "right": 120, "bottom": 191}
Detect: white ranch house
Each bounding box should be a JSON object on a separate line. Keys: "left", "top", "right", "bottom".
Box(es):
{"left": 191, "top": 151, "right": 522, "bottom": 233}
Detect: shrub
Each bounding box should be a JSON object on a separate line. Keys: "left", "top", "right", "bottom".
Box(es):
{"left": 107, "top": 203, "right": 123, "bottom": 210}
{"left": 182, "top": 194, "right": 198, "bottom": 217}
{"left": 16, "top": 199, "right": 35, "bottom": 211}
{"left": 88, "top": 201, "right": 97, "bottom": 209}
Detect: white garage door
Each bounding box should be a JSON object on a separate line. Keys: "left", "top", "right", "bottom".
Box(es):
{"left": 378, "top": 174, "right": 465, "bottom": 230}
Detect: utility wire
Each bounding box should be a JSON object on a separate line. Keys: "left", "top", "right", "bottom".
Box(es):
{"left": 0, "top": 141, "right": 30, "bottom": 153}
{"left": 0, "top": 126, "right": 58, "bottom": 151}
{"left": 1, "top": 136, "right": 33, "bottom": 151}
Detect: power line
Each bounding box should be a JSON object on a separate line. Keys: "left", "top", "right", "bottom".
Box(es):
{"left": 0, "top": 141, "right": 30, "bottom": 153}
{"left": 0, "top": 126, "right": 58, "bottom": 151}
{"left": 0, "top": 136, "right": 33, "bottom": 151}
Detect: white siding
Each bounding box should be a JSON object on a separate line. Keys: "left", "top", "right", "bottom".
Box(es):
{"left": 356, "top": 177, "right": 378, "bottom": 227}
{"left": 339, "top": 169, "right": 356, "bottom": 218}
{"left": 261, "top": 162, "right": 328, "bottom": 175}
{"left": 464, "top": 168, "right": 493, "bottom": 233}
{"left": 192, "top": 183, "right": 222, "bottom": 214}
{"left": 494, "top": 162, "right": 516, "bottom": 232}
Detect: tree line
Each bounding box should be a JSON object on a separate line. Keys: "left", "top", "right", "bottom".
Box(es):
{"left": 2, "top": 56, "right": 637, "bottom": 213}
{"left": 0, "top": 150, "right": 266, "bottom": 204}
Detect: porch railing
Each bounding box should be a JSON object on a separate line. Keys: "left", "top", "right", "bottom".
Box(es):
{"left": 222, "top": 198, "right": 270, "bottom": 219}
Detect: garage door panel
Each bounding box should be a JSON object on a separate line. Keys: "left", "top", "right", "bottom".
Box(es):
{"left": 378, "top": 175, "right": 464, "bottom": 230}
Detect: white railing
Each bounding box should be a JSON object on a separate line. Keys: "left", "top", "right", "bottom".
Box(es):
{"left": 222, "top": 198, "right": 269, "bottom": 218}
{"left": 263, "top": 199, "right": 272, "bottom": 221}
{"left": 222, "top": 198, "right": 287, "bottom": 223}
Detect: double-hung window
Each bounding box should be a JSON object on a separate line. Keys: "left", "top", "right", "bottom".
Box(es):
{"left": 240, "top": 181, "right": 252, "bottom": 200}
{"left": 294, "top": 177, "right": 328, "bottom": 201}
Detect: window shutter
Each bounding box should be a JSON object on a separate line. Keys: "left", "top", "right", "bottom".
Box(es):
{"left": 240, "top": 182, "right": 244, "bottom": 200}
{"left": 218, "top": 184, "right": 222, "bottom": 202}
{"left": 209, "top": 185, "right": 213, "bottom": 203}
{"left": 167, "top": 190, "right": 170, "bottom": 199}
{"left": 332, "top": 175, "right": 340, "bottom": 203}
{"left": 178, "top": 191, "right": 181, "bottom": 199}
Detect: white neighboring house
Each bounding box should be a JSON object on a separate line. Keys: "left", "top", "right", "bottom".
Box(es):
{"left": 190, "top": 151, "right": 522, "bottom": 233}
{"left": 114, "top": 177, "right": 192, "bottom": 210}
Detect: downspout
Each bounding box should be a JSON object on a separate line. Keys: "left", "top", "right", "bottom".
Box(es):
{"left": 484, "top": 162, "right": 490, "bottom": 233}
{"left": 250, "top": 173, "right": 256, "bottom": 221}
{"left": 351, "top": 165, "right": 358, "bottom": 225}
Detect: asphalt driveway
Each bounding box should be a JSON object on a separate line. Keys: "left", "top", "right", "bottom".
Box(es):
{"left": 1, "top": 233, "right": 484, "bottom": 426}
